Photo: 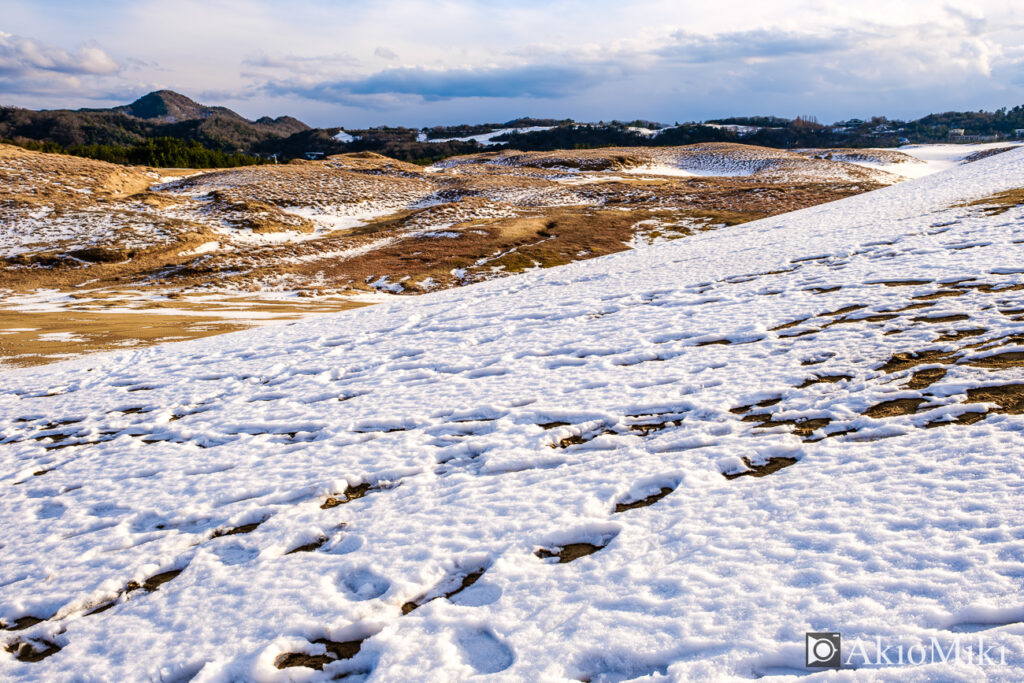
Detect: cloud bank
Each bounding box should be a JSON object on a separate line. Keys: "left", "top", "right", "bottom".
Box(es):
{"left": 1, "top": 1, "right": 1022, "bottom": 126}
{"left": 0, "top": 31, "right": 120, "bottom": 95}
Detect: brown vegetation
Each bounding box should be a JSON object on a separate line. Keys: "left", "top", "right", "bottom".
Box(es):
{"left": 0, "top": 141, "right": 895, "bottom": 366}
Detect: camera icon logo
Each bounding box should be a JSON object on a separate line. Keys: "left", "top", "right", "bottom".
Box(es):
{"left": 806, "top": 632, "right": 841, "bottom": 668}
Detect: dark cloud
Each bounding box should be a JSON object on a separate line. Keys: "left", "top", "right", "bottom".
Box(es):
{"left": 944, "top": 5, "right": 987, "bottom": 36}
{"left": 242, "top": 51, "right": 360, "bottom": 70}
{"left": 124, "top": 57, "right": 166, "bottom": 72}
{"left": 264, "top": 63, "right": 604, "bottom": 104}
{"left": 659, "top": 27, "right": 856, "bottom": 64}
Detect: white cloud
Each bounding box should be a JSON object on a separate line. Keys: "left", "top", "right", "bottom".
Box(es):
{"left": 1, "top": 1, "right": 1023, "bottom": 125}
{"left": 0, "top": 31, "right": 123, "bottom": 97}
{"left": 0, "top": 31, "right": 118, "bottom": 77}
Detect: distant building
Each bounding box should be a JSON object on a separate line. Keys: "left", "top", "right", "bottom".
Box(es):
{"left": 1015, "top": 129, "right": 1024, "bottom": 138}
{"left": 949, "top": 128, "right": 966, "bottom": 137}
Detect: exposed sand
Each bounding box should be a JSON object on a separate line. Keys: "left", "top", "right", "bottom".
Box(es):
{"left": 0, "top": 294, "right": 370, "bottom": 369}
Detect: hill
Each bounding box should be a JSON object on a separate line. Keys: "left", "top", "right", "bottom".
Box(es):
{"left": 112, "top": 90, "right": 239, "bottom": 123}
{"left": 0, "top": 141, "right": 899, "bottom": 342}
{"left": 1, "top": 146, "right": 1022, "bottom": 679}
{"left": 0, "top": 90, "right": 310, "bottom": 154}
{"left": 4, "top": 91, "right": 1024, "bottom": 167}
{"left": 5, "top": 140, "right": 1020, "bottom": 367}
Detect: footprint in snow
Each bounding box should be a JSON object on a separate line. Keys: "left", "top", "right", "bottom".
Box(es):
{"left": 535, "top": 527, "right": 620, "bottom": 564}
{"left": 36, "top": 501, "right": 66, "bottom": 519}
{"left": 275, "top": 636, "right": 367, "bottom": 671}
{"left": 402, "top": 564, "right": 488, "bottom": 614}
{"left": 339, "top": 567, "right": 390, "bottom": 601}
{"left": 213, "top": 543, "right": 259, "bottom": 566}
{"left": 455, "top": 628, "right": 514, "bottom": 674}
{"left": 614, "top": 485, "right": 676, "bottom": 513}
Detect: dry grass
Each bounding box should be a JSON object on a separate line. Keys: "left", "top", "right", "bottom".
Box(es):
{"left": 961, "top": 146, "right": 1020, "bottom": 164}
{"left": 1, "top": 142, "right": 891, "bottom": 296}
{"left": 0, "top": 142, "right": 895, "bottom": 364}
{"left": 795, "top": 148, "right": 922, "bottom": 165}
{"left": 963, "top": 188, "right": 1024, "bottom": 216}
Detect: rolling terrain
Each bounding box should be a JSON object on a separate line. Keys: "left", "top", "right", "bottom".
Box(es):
{"left": 1, "top": 145, "right": 1022, "bottom": 680}
{"left": 0, "top": 141, "right": 917, "bottom": 368}
{"left": 1, "top": 141, "right": 902, "bottom": 294}
{"left": 2, "top": 141, "right": 1017, "bottom": 369}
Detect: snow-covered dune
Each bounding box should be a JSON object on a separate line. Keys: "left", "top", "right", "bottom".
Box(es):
{"left": 802, "top": 142, "right": 1022, "bottom": 180}
{"left": 437, "top": 143, "right": 902, "bottom": 185}
{"left": 2, "top": 149, "right": 1024, "bottom": 680}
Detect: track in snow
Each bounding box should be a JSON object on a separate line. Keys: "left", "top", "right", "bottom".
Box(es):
{"left": 2, "top": 149, "right": 1024, "bottom": 680}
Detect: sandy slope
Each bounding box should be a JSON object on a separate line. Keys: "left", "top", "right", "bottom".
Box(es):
{"left": 1, "top": 147, "right": 1023, "bottom": 680}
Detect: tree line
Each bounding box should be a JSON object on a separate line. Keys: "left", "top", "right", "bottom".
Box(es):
{"left": 3, "top": 136, "right": 266, "bottom": 168}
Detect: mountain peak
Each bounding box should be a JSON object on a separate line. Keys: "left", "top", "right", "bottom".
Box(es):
{"left": 118, "top": 90, "right": 236, "bottom": 123}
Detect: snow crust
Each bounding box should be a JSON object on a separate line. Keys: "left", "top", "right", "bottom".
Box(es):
{"left": 2, "top": 150, "right": 1024, "bottom": 680}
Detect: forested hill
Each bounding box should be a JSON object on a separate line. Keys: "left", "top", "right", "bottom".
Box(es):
{"left": 3, "top": 90, "right": 1023, "bottom": 168}
{"left": 0, "top": 90, "right": 306, "bottom": 167}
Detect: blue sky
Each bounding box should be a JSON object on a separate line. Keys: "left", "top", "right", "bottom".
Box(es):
{"left": 2, "top": 1, "right": 1023, "bottom": 128}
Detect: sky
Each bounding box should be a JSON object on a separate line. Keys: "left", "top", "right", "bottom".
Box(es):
{"left": 1, "top": 1, "right": 1023, "bottom": 128}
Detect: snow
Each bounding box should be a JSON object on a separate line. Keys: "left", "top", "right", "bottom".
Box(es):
{"left": 897, "top": 142, "right": 1018, "bottom": 167}
{"left": 621, "top": 159, "right": 760, "bottom": 178}
{"left": 428, "top": 143, "right": 897, "bottom": 187}
{"left": 706, "top": 123, "right": 762, "bottom": 135}
{"left": 278, "top": 205, "right": 394, "bottom": 233}
{"left": 277, "top": 237, "right": 398, "bottom": 265}
{"left": 333, "top": 131, "right": 356, "bottom": 143}
{"left": 0, "top": 206, "right": 175, "bottom": 259}
{"left": 181, "top": 241, "right": 220, "bottom": 256}
{"left": 2, "top": 149, "right": 1024, "bottom": 680}
{"left": 34, "top": 332, "right": 86, "bottom": 343}
{"left": 623, "top": 165, "right": 699, "bottom": 178}
{"left": 850, "top": 143, "right": 1021, "bottom": 179}
{"left": 551, "top": 174, "right": 630, "bottom": 185}
{"left": 149, "top": 172, "right": 201, "bottom": 187}
{"left": 426, "top": 126, "right": 555, "bottom": 146}
{"left": 367, "top": 276, "right": 404, "bottom": 293}
{"left": 415, "top": 230, "right": 460, "bottom": 239}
